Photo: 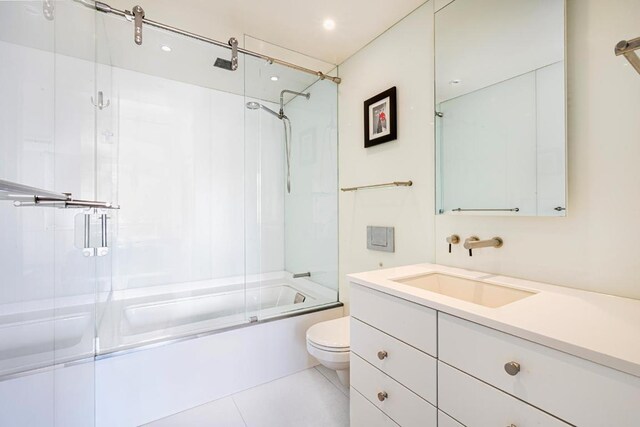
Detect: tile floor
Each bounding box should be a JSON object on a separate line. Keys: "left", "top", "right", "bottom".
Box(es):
{"left": 145, "top": 366, "right": 350, "bottom": 427}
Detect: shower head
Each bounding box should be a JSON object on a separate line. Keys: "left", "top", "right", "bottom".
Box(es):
{"left": 214, "top": 57, "right": 234, "bottom": 70}
{"left": 245, "top": 101, "right": 282, "bottom": 119}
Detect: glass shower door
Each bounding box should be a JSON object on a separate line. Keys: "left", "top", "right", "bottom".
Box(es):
{"left": 93, "top": 11, "right": 253, "bottom": 358}
{"left": 0, "top": 1, "right": 102, "bottom": 425}
{"left": 243, "top": 48, "right": 339, "bottom": 321}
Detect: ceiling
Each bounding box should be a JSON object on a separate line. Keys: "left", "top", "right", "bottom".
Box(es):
{"left": 0, "top": 0, "right": 426, "bottom": 102}
{"left": 106, "top": 0, "right": 427, "bottom": 66}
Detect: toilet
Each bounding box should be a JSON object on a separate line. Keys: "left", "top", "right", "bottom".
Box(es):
{"left": 306, "top": 316, "right": 350, "bottom": 386}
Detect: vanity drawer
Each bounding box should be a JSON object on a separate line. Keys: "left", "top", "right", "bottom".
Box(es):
{"left": 438, "top": 361, "right": 570, "bottom": 427}
{"left": 350, "top": 387, "right": 399, "bottom": 427}
{"left": 439, "top": 313, "right": 640, "bottom": 426}
{"left": 351, "top": 354, "right": 437, "bottom": 427}
{"left": 350, "top": 283, "right": 437, "bottom": 356}
{"left": 438, "top": 411, "right": 464, "bottom": 427}
{"left": 351, "top": 317, "right": 437, "bottom": 404}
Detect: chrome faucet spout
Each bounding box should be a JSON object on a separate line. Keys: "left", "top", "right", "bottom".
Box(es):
{"left": 463, "top": 236, "right": 503, "bottom": 256}
{"left": 293, "top": 272, "right": 311, "bottom": 279}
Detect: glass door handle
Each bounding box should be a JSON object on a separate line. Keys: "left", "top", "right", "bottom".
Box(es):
{"left": 78, "top": 211, "right": 112, "bottom": 257}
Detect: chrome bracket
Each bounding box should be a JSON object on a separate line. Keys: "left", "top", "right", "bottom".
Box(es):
{"left": 132, "top": 5, "right": 145, "bottom": 45}
{"left": 229, "top": 37, "right": 239, "bottom": 71}
{"left": 91, "top": 91, "right": 110, "bottom": 110}
{"left": 43, "top": 0, "right": 54, "bottom": 21}
{"left": 615, "top": 37, "right": 640, "bottom": 74}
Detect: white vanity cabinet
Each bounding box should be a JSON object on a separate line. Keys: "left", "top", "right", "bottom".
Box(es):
{"left": 439, "top": 313, "right": 640, "bottom": 426}
{"left": 349, "top": 282, "right": 640, "bottom": 427}
{"left": 350, "top": 284, "right": 437, "bottom": 427}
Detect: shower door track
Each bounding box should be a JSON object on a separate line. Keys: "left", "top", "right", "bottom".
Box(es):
{"left": 94, "top": 301, "right": 343, "bottom": 361}
{"left": 73, "top": 0, "right": 341, "bottom": 84}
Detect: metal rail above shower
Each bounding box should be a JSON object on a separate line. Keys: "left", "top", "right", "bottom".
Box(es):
{"left": 0, "top": 179, "right": 119, "bottom": 209}
{"left": 73, "top": 0, "right": 341, "bottom": 84}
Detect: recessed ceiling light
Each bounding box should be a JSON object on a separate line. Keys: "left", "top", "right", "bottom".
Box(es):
{"left": 323, "top": 18, "right": 336, "bottom": 31}
{"left": 161, "top": 45, "right": 172, "bottom": 52}
{"left": 270, "top": 76, "right": 279, "bottom": 81}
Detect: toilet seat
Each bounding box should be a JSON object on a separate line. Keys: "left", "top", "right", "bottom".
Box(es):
{"left": 306, "top": 316, "right": 350, "bottom": 351}
{"left": 307, "top": 340, "right": 349, "bottom": 353}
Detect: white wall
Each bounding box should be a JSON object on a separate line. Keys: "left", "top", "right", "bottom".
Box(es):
{"left": 109, "top": 67, "right": 285, "bottom": 290}
{"left": 337, "top": 2, "right": 435, "bottom": 309}
{"left": 435, "top": 0, "right": 640, "bottom": 299}
{"left": 337, "top": 0, "right": 640, "bottom": 301}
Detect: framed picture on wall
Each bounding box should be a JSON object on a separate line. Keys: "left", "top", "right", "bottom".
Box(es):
{"left": 364, "top": 86, "right": 397, "bottom": 148}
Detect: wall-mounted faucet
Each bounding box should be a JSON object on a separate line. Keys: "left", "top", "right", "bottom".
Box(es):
{"left": 463, "top": 236, "right": 503, "bottom": 256}
{"left": 446, "top": 235, "right": 460, "bottom": 253}
{"left": 293, "top": 272, "right": 311, "bottom": 278}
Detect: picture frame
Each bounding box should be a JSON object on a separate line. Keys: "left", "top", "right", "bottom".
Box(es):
{"left": 363, "top": 86, "right": 397, "bottom": 148}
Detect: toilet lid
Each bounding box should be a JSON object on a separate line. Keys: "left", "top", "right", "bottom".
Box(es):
{"left": 306, "top": 316, "right": 350, "bottom": 350}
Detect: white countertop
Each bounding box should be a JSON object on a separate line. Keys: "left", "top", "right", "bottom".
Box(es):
{"left": 348, "top": 263, "right": 640, "bottom": 378}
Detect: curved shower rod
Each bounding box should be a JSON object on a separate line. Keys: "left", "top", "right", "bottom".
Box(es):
{"left": 72, "top": 0, "right": 342, "bottom": 84}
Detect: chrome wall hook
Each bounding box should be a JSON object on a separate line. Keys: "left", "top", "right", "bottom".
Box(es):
{"left": 91, "top": 91, "right": 111, "bottom": 110}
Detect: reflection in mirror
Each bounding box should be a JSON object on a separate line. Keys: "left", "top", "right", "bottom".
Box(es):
{"left": 435, "top": 0, "right": 566, "bottom": 216}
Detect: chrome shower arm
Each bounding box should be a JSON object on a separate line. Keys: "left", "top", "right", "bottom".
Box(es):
{"left": 279, "top": 90, "right": 310, "bottom": 114}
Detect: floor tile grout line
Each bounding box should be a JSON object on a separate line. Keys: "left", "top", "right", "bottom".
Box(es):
{"left": 231, "top": 365, "right": 315, "bottom": 399}
{"left": 231, "top": 396, "right": 249, "bottom": 427}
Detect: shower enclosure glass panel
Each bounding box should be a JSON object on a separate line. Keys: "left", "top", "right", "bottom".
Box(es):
{"left": 244, "top": 52, "right": 339, "bottom": 321}
{"left": 93, "top": 12, "right": 340, "bottom": 356}
{"left": 0, "top": 1, "right": 98, "bottom": 425}
{"left": 94, "top": 14, "right": 250, "bottom": 354}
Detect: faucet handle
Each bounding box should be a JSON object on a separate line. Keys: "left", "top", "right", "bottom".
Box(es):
{"left": 464, "top": 236, "right": 480, "bottom": 257}
{"left": 446, "top": 234, "right": 460, "bottom": 253}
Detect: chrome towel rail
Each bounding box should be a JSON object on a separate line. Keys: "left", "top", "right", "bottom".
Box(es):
{"left": 615, "top": 37, "right": 640, "bottom": 74}
{"left": 341, "top": 181, "right": 413, "bottom": 192}
{"left": 0, "top": 179, "right": 119, "bottom": 209}
{"left": 451, "top": 207, "right": 519, "bottom": 212}
{"left": 0, "top": 179, "right": 68, "bottom": 201}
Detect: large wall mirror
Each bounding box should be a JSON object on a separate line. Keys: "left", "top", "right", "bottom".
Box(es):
{"left": 435, "top": 0, "right": 566, "bottom": 216}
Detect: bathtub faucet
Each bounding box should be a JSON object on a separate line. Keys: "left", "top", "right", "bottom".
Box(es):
{"left": 293, "top": 272, "right": 311, "bottom": 279}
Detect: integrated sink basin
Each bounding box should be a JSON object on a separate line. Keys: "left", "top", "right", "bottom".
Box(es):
{"left": 392, "top": 273, "right": 535, "bottom": 308}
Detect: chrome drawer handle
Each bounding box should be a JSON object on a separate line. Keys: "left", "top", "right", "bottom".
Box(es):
{"left": 377, "top": 350, "right": 388, "bottom": 360}
{"left": 377, "top": 391, "right": 388, "bottom": 401}
{"left": 504, "top": 361, "right": 521, "bottom": 376}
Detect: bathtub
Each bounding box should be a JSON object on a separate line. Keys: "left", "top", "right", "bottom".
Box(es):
{"left": 97, "top": 271, "right": 338, "bottom": 354}
{"left": 0, "top": 272, "right": 340, "bottom": 426}
{"left": 0, "top": 304, "right": 95, "bottom": 378}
